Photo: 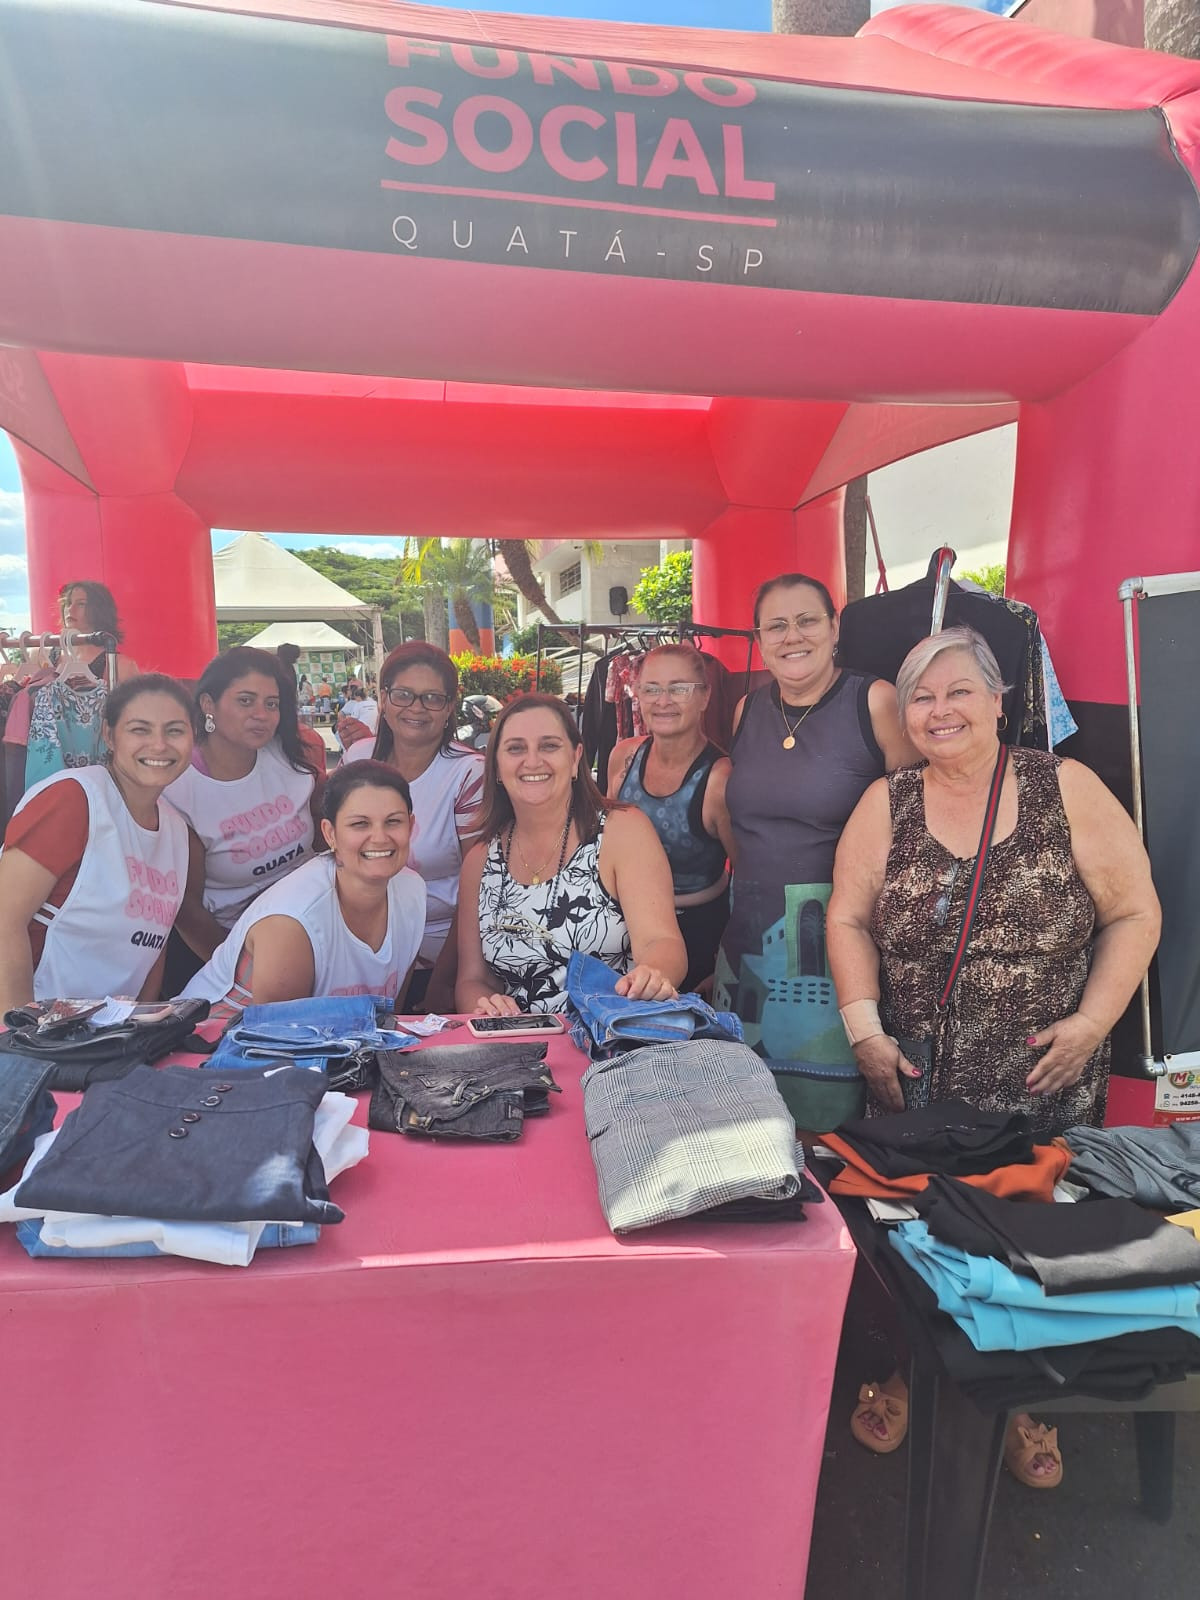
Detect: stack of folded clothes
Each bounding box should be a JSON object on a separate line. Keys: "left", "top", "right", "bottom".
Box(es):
{"left": 369, "top": 1042, "right": 561, "bottom": 1141}
{"left": 0, "top": 1063, "right": 366, "bottom": 1266}
{"left": 582, "top": 1039, "right": 815, "bottom": 1232}
{"left": 890, "top": 1176, "right": 1200, "bottom": 1354}
{"left": 823, "top": 1099, "right": 1069, "bottom": 1202}
{"left": 206, "top": 995, "right": 420, "bottom": 1090}
{"left": 565, "top": 950, "right": 743, "bottom": 1058}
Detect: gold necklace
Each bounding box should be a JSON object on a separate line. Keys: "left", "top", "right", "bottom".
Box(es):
{"left": 510, "top": 812, "right": 572, "bottom": 886}
{"left": 780, "top": 697, "right": 818, "bottom": 750}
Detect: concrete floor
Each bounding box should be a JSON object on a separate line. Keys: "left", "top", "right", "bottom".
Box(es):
{"left": 805, "top": 1360, "right": 1200, "bottom": 1599}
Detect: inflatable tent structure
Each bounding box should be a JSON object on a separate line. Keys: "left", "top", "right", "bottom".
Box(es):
{"left": 2, "top": 0, "right": 1200, "bottom": 788}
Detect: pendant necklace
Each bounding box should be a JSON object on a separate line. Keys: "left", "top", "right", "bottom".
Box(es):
{"left": 507, "top": 811, "right": 573, "bottom": 887}
{"left": 780, "top": 697, "right": 818, "bottom": 751}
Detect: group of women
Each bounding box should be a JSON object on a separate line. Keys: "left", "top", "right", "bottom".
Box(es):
{"left": 0, "top": 572, "right": 1163, "bottom": 1485}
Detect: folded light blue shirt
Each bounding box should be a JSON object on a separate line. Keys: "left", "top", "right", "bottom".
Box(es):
{"left": 891, "top": 1220, "right": 1200, "bottom": 1352}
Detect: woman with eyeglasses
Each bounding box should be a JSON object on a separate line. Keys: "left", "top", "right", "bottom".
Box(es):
{"left": 713, "top": 572, "right": 916, "bottom": 1065}
{"left": 342, "top": 642, "right": 484, "bottom": 1007}
{"left": 827, "top": 627, "right": 1159, "bottom": 1484}
{"left": 606, "top": 645, "right": 734, "bottom": 991}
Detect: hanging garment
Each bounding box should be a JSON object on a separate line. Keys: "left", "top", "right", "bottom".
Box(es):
{"left": 165, "top": 740, "right": 316, "bottom": 927}
{"left": 477, "top": 813, "right": 632, "bottom": 1012}
{"left": 838, "top": 566, "right": 1046, "bottom": 747}
{"left": 606, "top": 653, "right": 645, "bottom": 743}
{"left": 872, "top": 749, "right": 1106, "bottom": 1135}
{"left": 182, "top": 853, "right": 426, "bottom": 1010}
{"left": 23, "top": 675, "right": 110, "bottom": 788}
{"left": 714, "top": 671, "right": 884, "bottom": 1065}
{"left": 7, "top": 767, "right": 188, "bottom": 1002}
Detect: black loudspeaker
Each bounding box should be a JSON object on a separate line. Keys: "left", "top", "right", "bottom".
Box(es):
{"left": 609, "top": 585, "right": 629, "bottom": 616}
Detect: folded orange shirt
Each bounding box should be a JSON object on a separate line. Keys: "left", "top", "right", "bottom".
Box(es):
{"left": 824, "top": 1133, "right": 1071, "bottom": 1204}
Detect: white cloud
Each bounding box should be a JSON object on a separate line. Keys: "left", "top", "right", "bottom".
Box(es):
{"left": 0, "top": 552, "right": 26, "bottom": 575}
{"left": 0, "top": 488, "right": 24, "bottom": 527}
{"left": 330, "top": 538, "right": 405, "bottom": 560}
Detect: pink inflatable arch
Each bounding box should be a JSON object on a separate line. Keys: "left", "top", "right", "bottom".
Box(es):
{"left": 2, "top": 0, "right": 1199, "bottom": 781}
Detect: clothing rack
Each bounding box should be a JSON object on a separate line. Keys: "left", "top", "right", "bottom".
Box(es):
{"left": 534, "top": 620, "right": 757, "bottom": 700}
{"left": 0, "top": 629, "right": 119, "bottom": 688}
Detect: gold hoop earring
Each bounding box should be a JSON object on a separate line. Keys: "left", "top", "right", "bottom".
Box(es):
{"left": 997, "top": 713, "right": 1008, "bottom": 732}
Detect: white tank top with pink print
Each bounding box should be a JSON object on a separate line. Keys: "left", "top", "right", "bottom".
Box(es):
{"left": 13, "top": 767, "right": 188, "bottom": 1001}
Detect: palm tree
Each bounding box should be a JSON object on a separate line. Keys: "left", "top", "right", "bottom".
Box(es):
{"left": 402, "top": 538, "right": 495, "bottom": 651}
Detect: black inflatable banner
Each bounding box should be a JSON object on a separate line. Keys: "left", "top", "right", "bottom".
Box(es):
{"left": 0, "top": 0, "right": 1198, "bottom": 309}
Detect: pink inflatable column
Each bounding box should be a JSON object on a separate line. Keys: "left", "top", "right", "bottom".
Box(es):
{"left": 16, "top": 356, "right": 215, "bottom": 676}
{"left": 693, "top": 491, "right": 847, "bottom": 664}
{"left": 1008, "top": 264, "right": 1200, "bottom": 797}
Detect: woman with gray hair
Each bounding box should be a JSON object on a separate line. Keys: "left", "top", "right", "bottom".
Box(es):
{"left": 827, "top": 625, "right": 1160, "bottom": 1481}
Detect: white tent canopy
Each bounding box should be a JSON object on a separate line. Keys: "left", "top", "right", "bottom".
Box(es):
{"left": 213, "top": 531, "right": 373, "bottom": 622}
{"left": 245, "top": 620, "right": 361, "bottom": 652}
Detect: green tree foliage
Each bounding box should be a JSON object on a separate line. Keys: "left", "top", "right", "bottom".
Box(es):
{"left": 959, "top": 562, "right": 1006, "bottom": 598}
{"left": 632, "top": 551, "right": 693, "bottom": 623}
{"left": 404, "top": 539, "right": 495, "bottom": 651}
{"left": 288, "top": 545, "right": 424, "bottom": 650}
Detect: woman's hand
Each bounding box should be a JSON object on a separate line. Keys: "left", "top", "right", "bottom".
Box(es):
{"left": 472, "top": 991, "right": 523, "bottom": 1017}
{"left": 338, "top": 714, "right": 371, "bottom": 748}
{"left": 851, "top": 1035, "right": 922, "bottom": 1113}
{"left": 616, "top": 965, "right": 678, "bottom": 1002}
{"left": 1025, "top": 1012, "right": 1106, "bottom": 1096}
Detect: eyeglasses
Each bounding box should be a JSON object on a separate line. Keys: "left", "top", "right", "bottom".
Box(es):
{"left": 757, "top": 614, "right": 828, "bottom": 641}
{"left": 930, "top": 861, "right": 962, "bottom": 927}
{"left": 386, "top": 687, "right": 451, "bottom": 710}
{"left": 637, "top": 682, "right": 705, "bottom": 700}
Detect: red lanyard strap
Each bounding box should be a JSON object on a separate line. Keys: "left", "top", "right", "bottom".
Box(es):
{"left": 937, "top": 744, "right": 1009, "bottom": 1012}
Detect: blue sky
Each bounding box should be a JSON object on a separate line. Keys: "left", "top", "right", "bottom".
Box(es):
{"left": 0, "top": 0, "right": 770, "bottom": 632}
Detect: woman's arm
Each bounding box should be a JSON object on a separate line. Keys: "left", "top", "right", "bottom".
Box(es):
{"left": 0, "top": 849, "right": 57, "bottom": 1012}
{"left": 605, "top": 736, "right": 643, "bottom": 800}
{"left": 172, "top": 828, "right": 230, "bottom": 962}
{"left": 238, "top": 915, "right": 317, "bottom": 1005}
{"left": 1024, "top": 760, "right": 1162, "bottom": 1095}
{"left": 454, "top": 842, "right": 519, "bottom": 1015}
{"left": 826, "top": 779, "right": 918, "bottom": 1112}
{"left": 600, "top": 807, "right": 687, "bottom": 997}
{"left": 701, "top": 756, "right": 736, "bottom": 866}
{"left": 867, "top": 679, "right": 919, "bottom": 772}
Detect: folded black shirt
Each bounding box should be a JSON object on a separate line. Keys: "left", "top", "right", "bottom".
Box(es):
{"left": 836, "top": 1100, "right": 1035, "bottom": 1179}
{"left": 915, "top": 1175, "right": 1200, "bottom": 1295}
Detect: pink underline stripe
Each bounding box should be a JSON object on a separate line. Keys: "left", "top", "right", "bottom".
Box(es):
{"left": 379, "top": 179, "right": 778, "bottom": 227}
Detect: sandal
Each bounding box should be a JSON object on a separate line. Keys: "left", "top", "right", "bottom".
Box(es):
{"left": 850, "top": 1379, "right": 909, "bottom": 1454}
{"left": 1004, "top": 1417, "right": 1063, "bottom": 1490}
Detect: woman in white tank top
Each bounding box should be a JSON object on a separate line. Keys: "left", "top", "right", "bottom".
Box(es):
{"left": 340, "top": 643, "right": 484, "bottom": 1007}
{"left": 183, "top": 761, "right": 426, "bottom": 1016}
{"left": 167, "top": 648, "right": 322, "bottom": 985}
{"left": 0, "top": 675, "right": 194, "bottom": 1010}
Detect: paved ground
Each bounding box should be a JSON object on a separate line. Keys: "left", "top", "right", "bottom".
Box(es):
{"left": 805, "top": 1358, "right": 1200, "bottom": 1599}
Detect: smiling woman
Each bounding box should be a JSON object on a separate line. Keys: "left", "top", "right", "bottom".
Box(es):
{"left": 456, "top": 692, "right": 686, "bottom": 1015}
{"left": 182, "top": 761, "right": 427, "bottom": 1016}
{"left": 0, "top": 674, "right": 194, "bottom": 1010}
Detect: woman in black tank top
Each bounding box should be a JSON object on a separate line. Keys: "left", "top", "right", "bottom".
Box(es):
{"left": 607, "top": 645, "right": 734, "bottom": 991}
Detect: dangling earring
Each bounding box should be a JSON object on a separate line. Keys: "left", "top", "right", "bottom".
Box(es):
{"left": 997, "top": 713, "right": 1008, "bottom": 732}
{"left": 204, "top": 713, "right": 216, "bottom": 734}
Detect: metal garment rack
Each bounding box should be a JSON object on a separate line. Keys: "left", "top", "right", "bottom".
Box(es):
{"left": 0, "top": 628, "right": 119, "bottom": 688}
{"left": 1119, "top": 571, "right": 1200, "bottom": 1076}
{"left": 929, "top": 545, "right": 957, "bottom": 635}
{"left": 533, "top": 620, "right": 757, "bottom": 699}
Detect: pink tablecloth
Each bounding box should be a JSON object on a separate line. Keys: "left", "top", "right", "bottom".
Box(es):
{"left": 1, "top": 1032, "right": 855, "bottom": 1600}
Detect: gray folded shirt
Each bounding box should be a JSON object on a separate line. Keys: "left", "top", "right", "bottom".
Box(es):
{"left": 582, "top": 1040, "right": 804, "bottom": 1233}
{"left": 1063, "top": 1122, "right": 1200, "bottom": 1210}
